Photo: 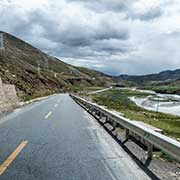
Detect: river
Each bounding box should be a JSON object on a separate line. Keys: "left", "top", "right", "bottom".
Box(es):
{"left": 129, "top": 89, "right": 180, "bottom": 116}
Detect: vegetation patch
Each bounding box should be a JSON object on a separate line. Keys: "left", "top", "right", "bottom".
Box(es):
{"left": 91, "top": 89, "right": 180, "bottom": 140}
{"left": 145, "top": 85, "right": 180, "bottom": 94}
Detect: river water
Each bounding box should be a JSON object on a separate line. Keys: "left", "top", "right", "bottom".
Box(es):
{"left": 129, "top": 90, "right": 180, "bottom": 116}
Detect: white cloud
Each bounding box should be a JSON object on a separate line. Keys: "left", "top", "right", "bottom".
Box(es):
{"left": 0, "top": 0, "right": 180, "bottom": 75}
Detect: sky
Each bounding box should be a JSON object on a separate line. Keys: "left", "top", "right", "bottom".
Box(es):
{"left": 1, "top": 0, "right": 180, "bottom": 75}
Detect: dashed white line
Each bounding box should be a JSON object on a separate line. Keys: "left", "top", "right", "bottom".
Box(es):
{"left": 45, "top": 111, "right": 52, "bottom": 119}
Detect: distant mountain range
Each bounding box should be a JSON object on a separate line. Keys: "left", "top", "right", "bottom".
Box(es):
{"left": 116, "top": 69, "right": 180, "bottom": 86}
{"left": 0, "top": 32, "right": 111, "bottom": 100}
{"left": 115, "top": 69, "right": 180, "bottom": 94}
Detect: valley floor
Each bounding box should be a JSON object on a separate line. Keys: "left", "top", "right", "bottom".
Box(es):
{"left": 89, "top": 88, "right": 180, "bottom": 141}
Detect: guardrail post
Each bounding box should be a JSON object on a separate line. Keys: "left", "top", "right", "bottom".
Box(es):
{"left": 112, "top": 122, "right": 116, "bottom": 129}
{"left": 100, "top": 112, "right": 103, "bottom": 119}
{"left": 105, "top": 115, "right": 109, "bottom": 122}
{"left": 89, "top": 107, "right": 93, "bottom": 112}
{"left": 125, "top": 129, "right": 129, "bottom": 141}
{"left": 147, "top": 142, "right": 153, "bottom": 159}
{"left": 95, "top": 110, "right": 99, "bottom": 116}
{"left": 109, "top": 118, "right": 113, "bottom": 123}
{"left": 112, "top": 122, "right": 118, "bottom": 136}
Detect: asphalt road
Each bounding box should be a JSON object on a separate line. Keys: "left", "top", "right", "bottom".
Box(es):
{"left": 0, "top": 94, "right": 150, "bottom": 180}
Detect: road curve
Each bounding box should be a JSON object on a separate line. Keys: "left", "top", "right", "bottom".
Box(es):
{"left": 0, "top": 94, "right": 150, "bottom": 180}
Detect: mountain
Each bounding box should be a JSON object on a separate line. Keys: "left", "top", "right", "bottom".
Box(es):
{"left": 115, "top": 69, "right": 180, "bottom": 94}
{"left": 0, "top": 31, "right": 112, "bottom": 100}
{"left": 116, "top": 69, "right": 180, "bottom": 86}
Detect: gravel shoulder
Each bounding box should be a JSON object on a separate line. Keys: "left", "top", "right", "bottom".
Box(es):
{"left": 116, "top": 129, "right": 180, "bottom": 180}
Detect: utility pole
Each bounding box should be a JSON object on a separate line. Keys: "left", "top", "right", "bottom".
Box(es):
{"left": 43, "top": 55, "right": 49, "bottom": 69}
{"left": 36, "top": 61, "right": 41, "bottom": 77}
{"left": 0, "top": 32, "right": 4, "bottom": 50}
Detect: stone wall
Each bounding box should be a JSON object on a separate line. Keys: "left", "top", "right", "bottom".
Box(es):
{"left": 0, "top": 78, "right": 6, "bottom": 103}
{"left": 3, "top": 84, "right": 18, "bottom": 103}
{"left": 0, "top": 78, "right": 18, "bottom": 112}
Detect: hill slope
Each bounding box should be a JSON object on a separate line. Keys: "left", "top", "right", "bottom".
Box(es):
{"left": 118, "top": 69, "right": 180, "bottom": 85}
{"left": 0, "top": 31, "right": 111, "bottom": 100}
{"left": 116, "top": 69, "right": 180, "bottom": 94}
{"left": 116, "top": 69, "right": 180, "bottom": 85}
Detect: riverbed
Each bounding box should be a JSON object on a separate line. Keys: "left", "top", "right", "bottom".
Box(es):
{"left": 130, "top": 92, "right": 180, "bottom": 116}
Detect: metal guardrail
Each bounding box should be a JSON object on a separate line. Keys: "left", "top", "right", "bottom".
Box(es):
{"left": 70, "top": 94, "right": 180, "bottom": 162}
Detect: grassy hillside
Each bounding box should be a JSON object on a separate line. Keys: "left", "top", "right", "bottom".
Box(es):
{"left": 0, "top": 32, "right": 112, "bottom": 100}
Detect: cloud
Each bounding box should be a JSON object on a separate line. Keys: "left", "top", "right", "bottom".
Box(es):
{"left": 131, "top": 7, "right": 163, "bottom": 21}
{"left": 0, "top": 0, "right": 180, "bottom": 75}
{"left": 65, "top": 0, "right": 130, "bottom": 13}
{"left": 66, "top": 0, "right": 163, "bottom": 21}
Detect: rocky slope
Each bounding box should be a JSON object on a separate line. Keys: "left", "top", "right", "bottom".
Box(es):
{"left": 0, "top": 31, "right": 112, "bottom": 100}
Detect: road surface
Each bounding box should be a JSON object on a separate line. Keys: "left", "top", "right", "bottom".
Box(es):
{"left": 0, "top": 94, "right": 150, "bottom": 180}
{"left": 87, "top": 87, "right": 112, "bottom": 95}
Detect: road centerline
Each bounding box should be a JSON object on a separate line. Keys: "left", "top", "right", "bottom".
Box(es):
{"left": 45, "top": 111, "right": 52, "bottom": 119}
{"left": 0, "top": 141, "right": 28, "bottom": 176}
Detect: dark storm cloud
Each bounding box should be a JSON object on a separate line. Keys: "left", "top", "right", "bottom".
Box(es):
{"left": 20, "top": 8, "right": 130, "bottom": 53}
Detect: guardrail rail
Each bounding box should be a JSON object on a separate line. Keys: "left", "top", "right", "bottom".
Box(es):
{"left": 70, "top": 94, "right": 180, "bottom": 162}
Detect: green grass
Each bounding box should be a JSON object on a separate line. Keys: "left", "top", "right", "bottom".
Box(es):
{"left": 91, "top": 89, "right": 180, "bottom": 141}
{"left": 146, "top": 85, "right": 180, "bottom": 94}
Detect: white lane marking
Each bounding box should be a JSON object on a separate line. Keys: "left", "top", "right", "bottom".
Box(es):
{"left": 45, "top": 111, "right": 52, "bottom": 119}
